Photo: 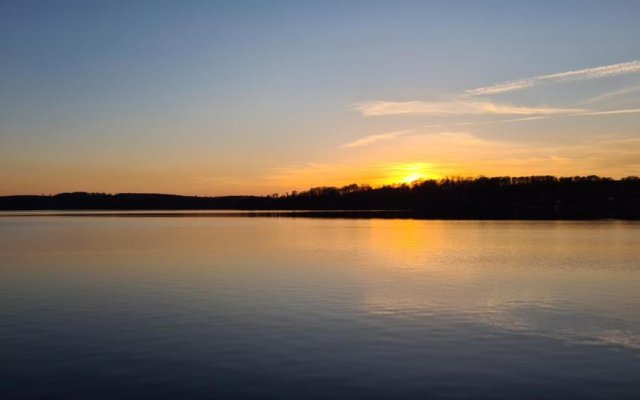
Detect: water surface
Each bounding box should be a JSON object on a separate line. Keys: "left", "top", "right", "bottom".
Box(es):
{"left": 1, "top": 215, "right": 639, "bottom": 399}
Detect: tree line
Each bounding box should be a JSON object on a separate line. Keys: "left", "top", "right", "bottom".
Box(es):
{"left": 1, "top": 175, "right": 639, "bottom": 219}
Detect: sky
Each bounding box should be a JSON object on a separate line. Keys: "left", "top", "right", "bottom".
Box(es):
{"left": 1, "top": 0, "right": 640, "bottom": 195}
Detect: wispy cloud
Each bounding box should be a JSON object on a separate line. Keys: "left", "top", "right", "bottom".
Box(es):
{"left": 418, "top": 116, "right": 550, "bottom": 128}
{"left": 343, "top": 130, "right": 411, "bottom": 148}
{"left": 343, "top": 108, "right": 640, "bottom": 149}
{"left": 353, "top": 100, "right": 581, "bottom": 117}
{"left": 575, "top": 108, "right": 640, "bottom": 116}
{"left": 465, "top": 60, "right": 640, "bottom": 96}
{"left": 344, "top": 118, "right": 549, "bottom": 149}
{"left": 579, "top": 84, "right": 640, "bottom": 105}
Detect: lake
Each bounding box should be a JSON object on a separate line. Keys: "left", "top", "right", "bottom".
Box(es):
{"left": 1, "top": 214, "right": 639, "bottom": 399}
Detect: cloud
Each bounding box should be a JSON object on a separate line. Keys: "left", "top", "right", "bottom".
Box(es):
{"left": 339, "top": 115, "right": 583, "bottom": 150}
{"left": 465, "top": 60, "right": 640, "bottom": 96}
{"left": 343, "top": 119, "right": 547, "bottom": 149}
{"left": 417, "top": 116, "right": 551, "bottom": 129}
{"left": 345, "top": 107, "right": 640, "bottom": 149}
{"left": 575, "top": 108, "right": 640, "bottom": 116}
{"left": 353, "top": 100, "right": 581, "bottom": 116}
{"left": 579, "top": 84, "right": 640, "bottom": 105}
{"left": 465, "top": 80, "right": 536, "bottom": 96}
{"left": 343, "top": 130, "right": 411, "bottom": 148}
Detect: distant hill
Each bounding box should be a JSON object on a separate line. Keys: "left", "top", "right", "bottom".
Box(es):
{"left": 1, "top": 176, "right": 639, "bottom": 219}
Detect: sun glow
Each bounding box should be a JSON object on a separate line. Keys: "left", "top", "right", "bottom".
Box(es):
{"left": 402, "top": 172, "right": 424, "bottom": 183}
{"left": 386, "top": 162, "right": 438, "bottom": 185}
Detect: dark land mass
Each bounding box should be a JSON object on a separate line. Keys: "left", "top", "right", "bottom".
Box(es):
{"left": 2, "top": 176, "right": 640, "bottom": 219}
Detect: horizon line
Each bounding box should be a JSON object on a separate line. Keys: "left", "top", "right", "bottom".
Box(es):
{"left": 2, "top": 174, "right": 638, "bottom": 198}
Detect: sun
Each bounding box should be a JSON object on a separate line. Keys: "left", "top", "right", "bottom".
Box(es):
{"left": 386, "top": 162, "right": 438, "bottom": 185}
{"left": 402, "top": 172, "right": 424, "bottom": 183}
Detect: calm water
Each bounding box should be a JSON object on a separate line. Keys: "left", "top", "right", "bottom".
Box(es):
{"left": 1, "top": 214, "right": 639, "bottom": 399}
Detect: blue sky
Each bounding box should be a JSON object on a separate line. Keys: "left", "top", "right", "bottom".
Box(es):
{"left": 1, "top": 1, "right": 640, "bottom": 194}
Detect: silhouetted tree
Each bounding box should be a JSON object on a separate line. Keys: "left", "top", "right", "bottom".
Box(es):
{"left": 1, "top": 176, "right": 639, "bottom": 219}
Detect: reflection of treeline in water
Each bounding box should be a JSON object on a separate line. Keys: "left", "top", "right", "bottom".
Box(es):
{"left": 2, "top": 176, "right": 640, "bottom": 219}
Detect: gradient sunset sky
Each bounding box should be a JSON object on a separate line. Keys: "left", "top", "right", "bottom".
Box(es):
{"left": 1, "top": 1, "right": 640, "bottom": 195}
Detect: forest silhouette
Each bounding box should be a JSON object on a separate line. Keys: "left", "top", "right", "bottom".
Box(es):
{"left": 2, "top": 176, "right": 639, "bottom": 219}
